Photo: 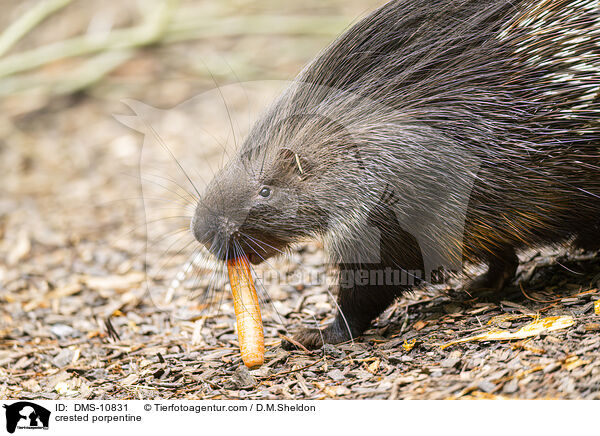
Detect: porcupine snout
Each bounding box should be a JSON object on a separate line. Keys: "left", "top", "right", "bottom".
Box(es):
{"left": 191, "top": 204, "right": 241, "bottom": 260}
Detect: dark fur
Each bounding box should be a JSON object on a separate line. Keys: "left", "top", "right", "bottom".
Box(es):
{"left": 193, "top": 0, "right": 600, "bottom": 348}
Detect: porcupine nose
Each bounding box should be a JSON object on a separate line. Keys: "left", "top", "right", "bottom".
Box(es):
{"left": 191, "top": 206, "right": 239, "bottom": 258}
{"left": 190, "top": 213, "right": 211, "bottom": 248}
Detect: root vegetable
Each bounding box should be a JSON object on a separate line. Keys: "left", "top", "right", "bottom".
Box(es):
{"left": 227, "top": 256, "right": 265, "bottom": 368}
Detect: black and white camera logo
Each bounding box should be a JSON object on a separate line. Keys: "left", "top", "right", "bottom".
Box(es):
{"left": 3, "top": 402, "right": 50, "bottom": 434}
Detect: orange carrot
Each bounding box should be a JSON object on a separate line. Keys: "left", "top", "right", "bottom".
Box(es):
{"left": 227, "top": 256, "right": 264, "bottom": 368}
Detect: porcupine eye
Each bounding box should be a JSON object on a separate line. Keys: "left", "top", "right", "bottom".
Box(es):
{"left": 259, "top": 187, "right": 271, "bottom": 198}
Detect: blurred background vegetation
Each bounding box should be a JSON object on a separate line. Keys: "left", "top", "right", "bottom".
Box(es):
{"left": 0, "top": 0, "right": 382, "bottom": 256}
{"left": 0, "top": 0, "right": 382, "bottom": 117}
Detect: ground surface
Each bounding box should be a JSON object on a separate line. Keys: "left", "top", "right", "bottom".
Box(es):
{"left": 1, "top": 0, "right": 600, "bottom": 400}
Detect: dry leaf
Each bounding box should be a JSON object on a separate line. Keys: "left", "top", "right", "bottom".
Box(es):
{"left": 55, "top": 382, "right": 77, "bottom": 396}
{"left": 367, "top": 359, "right": 380, "bottom": 374}
{"left": 563, "top": 356, "right": 590, "bottom": 370}
{"left": 316, "top": 382, "right": 350, "bottom": 397}
{"left": 441, "top": 316, "right": 574, "bottom": 349}
{"left": 594, "top": 300, "right": 600, "bottom": 315}
{"left": 402, "top": 339, "right": 416, "bottom": 351}
{"left": 413, "top": 320, "right": 427, "bottom": 331}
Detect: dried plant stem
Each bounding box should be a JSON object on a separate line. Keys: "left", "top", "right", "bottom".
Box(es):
{"left": 0, "top": 0, "right": 76, "bottom": 58}
{"left": 0, "top": 11, "right": 347, "bottom": 80}
{"left": 164, "top": 15, "right": 351, "bottom": 43}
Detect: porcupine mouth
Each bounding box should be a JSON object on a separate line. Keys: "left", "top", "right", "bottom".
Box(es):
{"left": 207, "top": 238, "right": 282, "bottom": 265}
{"left": 246, "top": 250, "right": 276, "bottom": 265}
{"left": 229, "top": 230, "right": 288, "bottom": 265}
{"left": 211, "top": 247, "right": 278, "bottom": 265}
{"left": 238, "top": 240, "right": 282, "bottom": 265}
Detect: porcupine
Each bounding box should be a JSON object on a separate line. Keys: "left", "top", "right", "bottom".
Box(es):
{"left": 191, "top": 0, "right": 600, "bottom": 349}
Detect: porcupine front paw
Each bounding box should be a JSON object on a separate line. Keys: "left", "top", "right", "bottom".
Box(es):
{"left": 281, "top": 320, "right": 355, "bottom": 350}
{"left": 465, "top": 249, "right": 518, "bottom": 294}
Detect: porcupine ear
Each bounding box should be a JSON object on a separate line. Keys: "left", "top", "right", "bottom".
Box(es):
{"left": 276, "top": 147, "right": 313, "bottom": 180}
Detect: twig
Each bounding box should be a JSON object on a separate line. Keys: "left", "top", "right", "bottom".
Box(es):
{"left": 278, "top": 333, "right": 312, "bottom": 354}
{"left": 519, "top": 282, "right": 562, "bottom": 304}
{"left": 0, "top": 0, "right": 76, "bottom": 58}
{"left": 0, "top": 11, "right": 346, "bottom": 80}
{"left": 265, "top": 356, "right": 325, "bottom": 380}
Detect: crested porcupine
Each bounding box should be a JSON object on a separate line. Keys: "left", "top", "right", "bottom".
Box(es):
{"left": 191, "top": 0, "right": 600, "bottom": 349}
